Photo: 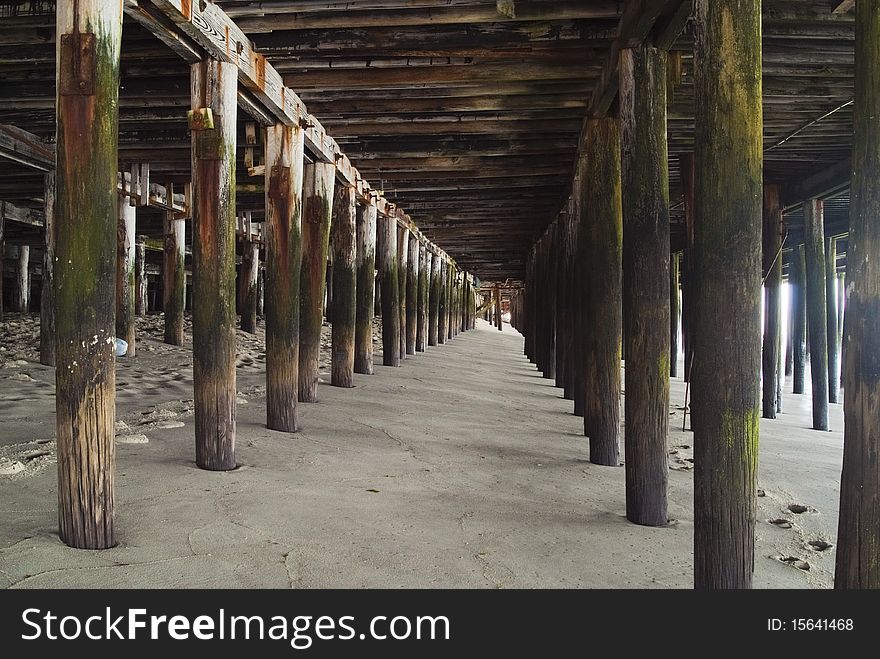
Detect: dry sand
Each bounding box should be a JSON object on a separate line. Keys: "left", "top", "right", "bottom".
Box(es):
{"left": 0, "top": 314, "right": 842, "bottom": 588}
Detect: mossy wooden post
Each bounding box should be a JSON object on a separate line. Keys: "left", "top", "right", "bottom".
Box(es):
{"left": 264, "top": 122, "right": 304, "bottom": 432}
{"left": 324, "top": 259, "right": 333, "bottom": 323}
{"left": 837, "top": 0, "right": 880, "bottom": 588}
{"left": 791, "top": 245, "right": 807, "bottom": 393}
{"left": 447, "top": 265, "right": 457, "bottom": 341}
{"left": 762, "top": 184, "right": 783, "bottom": 419}
{"left": 239, "top": 237, "right": 259, "bottom": 334}
{"left": 837, "top": 269, "right": 845, "bottom": 391}
{"left": 620, "top": 45, "right": 670, "bottom": 526}
{"left": 494, "top": 285, "right": 503, "bottom": 331}
{"left": 669, "top": 252, "right": 680, "bottom": 377}
{"left": 679, "top": 152, "right": 695, "bottom": 382}
{"left": 116, "top": 195, "right": 136, "bottom": 355}
{"left": 804, "top": 199, "right": 829, "bottom": 431}
{"left": 299, "top": 161, "right": 335, "bottom": 402}
{"left": 556, "top": 213, "right": 570, "bottom": 392}
{"left": 54, "top": 0, "right": 122, "bottom": 549}
{"left": 579, "top": 118, "right": 622, "bottom": 467}
{"left": 416, "top": 241, "right": 428, "bottom": 350}
{"left": 379, "top": 214, "right": 400, "bottom": 366}
{"left": 355, "top": 202, "right": 377, "bottom": 374}
{"left": 544, "top": 227, "right": 557, "bottom": 379}
{"left": 397, "top": 225, "right": 409, "bottom": 358}
{"left": 692, "top": 0, "right": 763, "bottom": 589}
{"left": 135, "top": 235, "right": 147, "bottom": 316}
{"left": 428, "top": 250, "right": 440, "bottom": 345}
{"left": 825, "top": 237, "right": 840, "bottom": 404}
{"left": 437, "top": 258, "right": 448, "bottom": 344}
{"left": 15, "top": 245, "right": 30, "bottom": 312}
{"left": 331, "top": 184, "right": 356, "bottom": 388}
{"left": 405, "top": 232, "right": 418, "bottom": 354}
{"left": 0, "top": 218, "right": 4, "bottom": 321}
{"left": 40, "top": 172, "right": 56, "bottom": 366}
{"left": 191, "top": 58, "right": 238, "bottom": 471}
{"left": 163, "top": 212, "right": 186, "bottom": 345}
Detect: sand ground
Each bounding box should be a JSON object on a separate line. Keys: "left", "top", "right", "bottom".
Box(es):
{"left": 0, "top": 314, "right": 842, "bottom": 588}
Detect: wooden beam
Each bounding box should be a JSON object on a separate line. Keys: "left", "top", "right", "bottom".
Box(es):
{"left": 832, "top": 1, "right": 856, "bottom": 14}
{"left": 0, "top": 123, "right": 54, "bottom": 170}
{"left": 0, "top": 199, "right": 44, "bottom": 226}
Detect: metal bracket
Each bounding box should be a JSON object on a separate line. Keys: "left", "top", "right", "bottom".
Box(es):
{"left": 59, "top": 33, "right": 96, "bottom": 96}
{"left": 268, "top": 166, "right": 290, "bottom": 200}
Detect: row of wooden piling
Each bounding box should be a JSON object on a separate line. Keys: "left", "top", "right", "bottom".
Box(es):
{"left": 48, "top": 3, "right": 479, "bottom": 552}
{"left": 511, "top": 0, "right": 880, "bottom": 590}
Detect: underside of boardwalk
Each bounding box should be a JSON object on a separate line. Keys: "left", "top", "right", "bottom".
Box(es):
{"left": 1, "top": 1, "right": 878, "bottom": 590}
{"left": 0, "top": 321, "right": 841, "bottom": 588}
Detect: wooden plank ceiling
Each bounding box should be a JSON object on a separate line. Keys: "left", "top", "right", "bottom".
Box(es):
{"left": 0, "top": 0, "right": 858, "bottom": 282}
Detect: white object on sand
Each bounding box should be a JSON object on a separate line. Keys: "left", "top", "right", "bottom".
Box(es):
{"left": 115, "top": 338, "right": 128, "bottom": 357}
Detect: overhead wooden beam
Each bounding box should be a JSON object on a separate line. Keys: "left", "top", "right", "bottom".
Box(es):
{"left": 0, "top": 123, "right": 54, "bottom": 170}
{"left": 235, "top": 2, "right": 620, "bottom": 31}
{"left": 0, "top": 199, "right": 44, "bottom": 227}
{"left": 832, "top": 0, "right": 856, "bottom": 13}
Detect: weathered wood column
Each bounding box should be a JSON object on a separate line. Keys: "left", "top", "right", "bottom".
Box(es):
{"left": 135, "top": 235, "right": 147, "bottom": 315}
{"left": 299, "top": 161, "right": 335, "bottom": 402}
{"left": 55, "top": 0, "right": 122, "bottom": 548}
{"left": 15, "top": 245, "right": 30, "bottom": 312}
{"left": 331, "top": 184, "right": 356, "bottom": 387}
{"left": 406, "top": 231, "right": 418, "bottom": 354}
{"left": 620, "top": 44, "right": 670, "bottom": 527}
{"left": 379, "top": 214, "right": 400, "bottom": 366}
{"left": 116, "top": 195, "right": 136, "bottom": 355}
{"left": 417, "top": 241, "right": 428, "bottom": 350}
{"left": 447, "top": 264, "right": 456, "bottom": 341}
{"left": 804, "top": 199, "right": 829, "bottom": 431}
{"left": 40, "top": 172, "right": 56, "bottom": 366}
{"left": 670, "top": 251, "right": 680, "bottom": 377}
{"left": 579, "top": 118, "right": 622, "bottom": 467}
{"left": 264, "top": 122, "right": 304, "bottom": 432}
{"left": 355, "top": 202, "right": 377, "bottom": 374}
{"left": 239, "top": 236, "right": 259, "bottom": 334}
{"left": 494, "top": 285, "right": 503, "bottom": 331}
{"left": 791, "top": 245, "right": 807, "bottom": 393}
{"left": 0, "top": 218, "right": 4, "bottom": 321}
{"left": 837, "top": 0, "right": 880, "bottom": 588}
{"left": 692, "top": 0, "right": 763, "bottom": 589}
{"left": 679, "top": 152, "right": 696, "bottom": 382}
{"left": 825, "top": 236, "right": 840, "bottom": 404}
{"left": 437, "top": 258, "right": 450, "bottom": 345}
{"left": 397, "top": 225, "right": 409, "bottom": 358}
{"left": 191, "top": 58, "right": 238, "bottom": 471}
{"left": 762, "top": 184, "right": 783, "bottom": 419}
{"left": 428, "top": 250, "right": 440, "bottom": 345}
{"left": 163, "top": 212, "right": 186, "bottom": 345}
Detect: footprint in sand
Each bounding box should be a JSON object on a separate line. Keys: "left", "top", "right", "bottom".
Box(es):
{"left": 768, "top": 518, "right": 793, "bottom": 529}
{"left": 777, "top": 556, "right": 811, "bottom": 571}
{"left": 788, "top": 503, "right": 816, "bottom": 514}
{"left": 808, "top": 539, "right": 833, "bottom": 552}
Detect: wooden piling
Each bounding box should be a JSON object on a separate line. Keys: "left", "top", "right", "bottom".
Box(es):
{"left": 264, "top": 122, "right": 304, "bottom": 432}
{"left": 825, "top": 236, "right": 840, "bottom": 404}
{"left": 163, "top": 212, "right": 186, "bottom": 345}
{"left": 679, "top": 152, "right": 696, "bottom": 383}
{"left": 429, "top": 252, "right": 441, "bottom": 345}
{"left": 355, "top": 203, "right": 377, "bottom": 374}
{"left": 804, "top": 199, "right": 829, "bottom": 431}
{"left": 692, "top": 0, "right": 763, "bottom": 589}
{"left": 331, "top": 184, "right": 356, "bottom": 387}
{"left": 437, "top": 258, "right": 448, "bottom": 344}
{"left": 397, "top": 225, "right": 408, "bottom": 358}
{"left": 299, "top": 162, "right": 335, "bottom": 402}
{"left": 54, "top": 0, "right": 122, "bottom": 548}
{"left": 239, "top": 238, "right": 259, "bottom": 334}
{"left": 791, "top": 245, "right": 807, "bottom": 394}
{"left": 15, "top": 245, "right": 30, "bottom": 312}
{"left": 417, "top": 241, "right": 428, "bottom": 350}
{"left": 670, "top": 251, "right": 680, "bottom": 377}
{"left": 379, "top": 214, "right": 400, "bottom": 366}
{"left": 620, "top": 44, "right": 670, "bottom": 526}
{"left": 762, "top": 184, "right": 783, "bottom": 419}
{"left": 836, "top": 0, "right": 880, "bottom": 588}
{"left": 39, "top": 172, "right": 55, "bottom": 366}
{"left": 578, "top": 119, "right": 622, "bottom": 467}
{"left": 116, "top": 195, "right": 136, "bottom": 355}
{"left": 406, "top": 232, "right": 418, "bottom": 354}
{"left": 135, "top": 236, "right": 147, "bottom": 316}
{"left": 191, "top": 58, "right": 238, "bottom": 471}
